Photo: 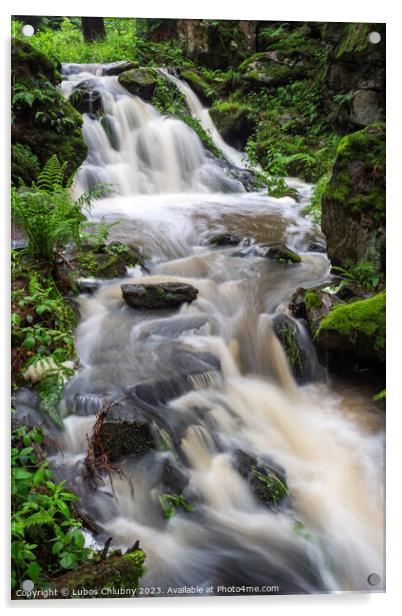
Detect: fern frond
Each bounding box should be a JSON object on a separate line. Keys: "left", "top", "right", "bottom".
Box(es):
{"left": 35, "top": 155, "right": 68, "bottom": 193}
{"left": 24, "top": 510, "right": 54, "bottom": 527}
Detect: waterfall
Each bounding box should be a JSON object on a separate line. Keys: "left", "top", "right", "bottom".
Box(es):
{"left": 62, "top": 65, "right": 246, "bottom": 197}
{"left": 42, "top": 62, "right": 385, "bottom": 596}
{"left": 159, "top": 68, "right": 250, "bottom": 170}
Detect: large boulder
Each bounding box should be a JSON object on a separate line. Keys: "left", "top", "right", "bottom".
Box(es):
{"left": 121, "top": 282, "right": 199, "bottom": 310}
{"left": 118, "top": 68, "right": 158, "bottom": 100}
{"left": 209, "top": 101, "right": 256, "bottom": 150}
{"left": 11, "top": 38, "right": 87, "bottom": 185}
{"left": 98, "top": 401, "right": 156, "bottom": 462}
{"left": 315, "top": 291, "right": 385, "bottom": 366}
{"left": 321, "top": 124, "right": 385, "bottom": 275}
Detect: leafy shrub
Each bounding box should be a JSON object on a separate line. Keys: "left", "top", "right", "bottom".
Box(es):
{"left": 11, "top": 425, "right": 91, "bottom": 589}
{"left": 11, "top": 155, "right": 106, "bottom": 264}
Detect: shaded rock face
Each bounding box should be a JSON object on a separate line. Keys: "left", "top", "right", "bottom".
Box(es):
{"left": 209, "top": 103, "right": 257, "bottom": 150}
{"left": 69, "top": 79, "right": 103, "bottom": 115}
{"left": 11, "top": 38, "right": 87, "bottom": 185}
{"left": 321, "top": 124, "right": 385, "bottom": 275}
{"left": 322, "top": 23, "right": 385, "bottom": 131}
{"left": 99, "top": 401, "right": 156, "bottom": 462}
{"left": 118, "top": 68, "right": 158, "bottom": 100}
{"left": 234, "top": 449, "right": 288, "bottom": 510}
{"left": 272, "top": 315, "right": 308, "bottom": 383}
{"left": 257, "top": 243, "right": 301, "bottom": 264}
{"left": 121, "top": 282, "right": 199, "bottom": 310}
{"left": 352, "top": 89, "right": 384, "bottom": 126}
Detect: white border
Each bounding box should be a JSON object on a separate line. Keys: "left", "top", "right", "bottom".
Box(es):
{"left": 1, "top": 1, "right": 400, "bottom": 614}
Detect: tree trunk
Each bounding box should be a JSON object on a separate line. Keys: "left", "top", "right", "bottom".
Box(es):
{"left": 81, "top": 17, "right": 106, "bottom": 42}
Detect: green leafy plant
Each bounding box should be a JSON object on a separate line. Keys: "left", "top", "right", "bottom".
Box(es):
{"left": 332, "top": 261, "right": 381, "bottom": 291}
{"left": 11, "top": 155, "right": 107, "bottom": 265}
{"left": 159, "top": 493, "right": 195, "bottom": 519}
{"left": 11, "top": 425, "right": 91, "bottom": 589}
{"left": 251, "top": 466, "right": 289, "bottom": 505}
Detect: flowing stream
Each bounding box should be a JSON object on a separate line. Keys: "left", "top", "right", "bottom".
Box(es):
{"left": 48, "top": 63, "right": 384, "bottom": 595}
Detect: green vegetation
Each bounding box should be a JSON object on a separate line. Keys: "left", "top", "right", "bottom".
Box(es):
{"left": 251, "top": 466, "right": 289, "bottom": 506}
{"left": 324, "top": 124, "right": 385, "bottom": 224}
{"left": 332, "top": 261, "right": 381, "bottom": 292}
{"left": 316, "top": 291, "right": 386, "bottom": 361}
{"left": 159, "top": 493, "right": 195, "bottom": 519}
{"left": 11, "top": 425, "right": 91, "bottom": 589}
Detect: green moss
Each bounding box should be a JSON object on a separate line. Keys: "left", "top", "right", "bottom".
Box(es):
{"left": 316, "top": 291, "right": 385, "bottom": 360}
{"left": 324, "top": 124, "right": 385, "bottom": 225}
{"left": 11, "top": 38, "right": 87, "bottom": 184}
{"left": 62, "top": 549, "right": 146, "bottom": 595}
{"left": 118, "top": 68, "right": 158, "bottom": 99}
{"left": 305, "top": 289, "right": 323, "bottom": 312}
{"left": 11, "top": 143, "right": 40, "bottom": 186}
{"left": 335, "top": 24, "right": 370, "bottom": 58}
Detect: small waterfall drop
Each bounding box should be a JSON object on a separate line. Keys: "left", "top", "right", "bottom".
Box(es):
{"left": 62, "top": 65, "right": 246, "bottom": 197}
{"left": 159, "top": 68, "right": 249, "bottom": 170}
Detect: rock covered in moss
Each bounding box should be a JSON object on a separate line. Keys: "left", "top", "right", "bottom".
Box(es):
{"left": 99, "top": 403, "right": 156, "bottom": 462}
{"left": 118, "top": 68, "right": 158, "bottom": 100}
{"left": 209, "top": 101, "right": 256, "bottom": 149}
{"left": 11, "top": 38, "right": 87, "bottom": 185}
{"left": 55, "top": 548, "right": 146, "bottom": 596}
{"left": 258, "top": 243, "right": 301, "bottom": 264}
{"left": 75, "top": 241, "right": 143, "bottom": 279}
{"left": 321, "top": 124, "right": 385, "bottom": 275}
{"left": 179, "top": 69, "right": 214, "bottom": 104}
{"left": 121, "top": 282, "right": 199, "bottom": 310}
{"left": 234, "top": 449, "right": 288, "bottom": 510}
{"left": 315, "top": 291, "right": 385, "bottom": 365}
{"left": 239, "top": 51, "right": 307, "bottom": 88}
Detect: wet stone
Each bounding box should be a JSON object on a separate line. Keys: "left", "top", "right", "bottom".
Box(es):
{"left": 121, "top": 282, "right": 199, "bottom": 310}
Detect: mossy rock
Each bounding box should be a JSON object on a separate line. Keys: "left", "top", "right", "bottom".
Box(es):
{"left": 118, "top": 68, "right": 158, "bottom": 100}
{"left": 56, "top": 549, "right": 146, "bottom": 596}
{"left": 234, "top": 449, "right": 288, "bottom": 510}
{"left": 239, "top": 51, "right": 307, "bottom": 88}
{"left": 321, "top": 124, "right": 385, "bottom": 274}
{"left": 180, "top": 69, "right": 214, "bottom": 104}
{"left": 74, "top": 241, "right": 143, "bottom": 280}
{"left": 209, "top": 101, "right": 256, "bottom": 150}
{"left": 11, "top": 38, "right": 87, "bottom": 185}
{"left": 315, "top": 291, "right": 385, "bottom": 364}
{"left": 121, "top": 282, "right": 199, "bottom": 310}
{"left": 259, "top": 243, "right": 301, "bottom": 264}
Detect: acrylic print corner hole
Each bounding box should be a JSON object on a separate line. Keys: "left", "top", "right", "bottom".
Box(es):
{"left": 10, "top": 15, "right": 385, "bottom": 600}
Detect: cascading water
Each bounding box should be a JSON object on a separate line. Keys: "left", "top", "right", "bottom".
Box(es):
{"left": 47, "top": 62, "right": 384, "bottom": 595}
{"left": 158, "top": 68, "right": 249, "bottom": 170}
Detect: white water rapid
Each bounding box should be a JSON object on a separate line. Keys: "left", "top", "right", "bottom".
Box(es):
{"left": 47, "top": 62, "right": 384, "bottom": 596}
